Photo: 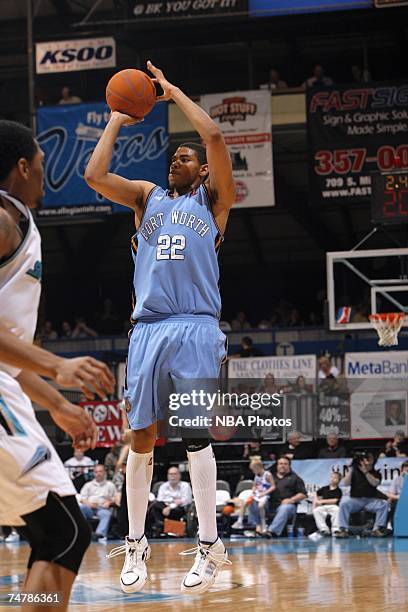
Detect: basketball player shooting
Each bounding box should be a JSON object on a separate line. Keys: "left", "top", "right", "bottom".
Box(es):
{"left": 85, "top": 61, "right": 235, "bottom": 595}
{"left": 0, "top": 120, "right": 115, "bottom": 611}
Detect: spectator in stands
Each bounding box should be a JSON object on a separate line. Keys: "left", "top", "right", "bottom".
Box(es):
{"left": 380, "top": 431, "right": 408, "bottom": 458}
{"left": 260, "top": 68, "right": 288, "bottom": 91}
{"left": 266, "top": 456, "right": 307, "bottom": 537}
{"left": 147, "top": 467, "right": 192, "bottom": 537}
{"left": 261, "top": 373, "right": 279, "bottom": 394}
{"left": 112, "top": 460, "right": 126, "bottom": 507}
{"left": 302, "top": 64, "right": 334, "bottom": 89}
{"left": 40, "top": 320, "right": 58, "bottom": 341}
{"left": 104, "top": 442, "right": 123, "bottom": 478}
{"left": 243, "top": 439, "right": 263, "bottom": 460}
{"left": 351, "top": 303, "right": 368, "bottom": 323}
{"left": 387, "top": 460, "right": 408, "bottom": 525}
{"left": 318, "top": 356, "right": 339, "bottom": 379}
{"left": 231, "top": 311, "right": 251, "bottom": 332}
{"left": 291, "top": 375, "right": 310, "bottom": 395}
{"left": 280, "top": 431, "right": 312, "bottom": 460}
{"left": 318, "top": 433, "right": 347, "bottom": 459}
{"left": 58, "top": 86, "right": 82, "bottom": 105}
{"left": 61, "top": 320, "right": 73, "bottom": 339}
{"left": 64, "top": 448, "right": 94, "bottom": 492}
{"left": 72, "top": 316, "right": 98, "bottom": 339}
{"left": 233, "top": 457, "right": 275, "bottom": 533}
{"left": 351, "top": 64, "right": 371, "bottom": 83}
{"left": 79, "top": 464, "right": 116, "bottom": 543}
{"left": 385, "top": 401, "right": 406, "bottom": 427}
{"left": 257, "top": 317, "right": 271, "bottom": 330}
{"left": 287, "top": 308, "right": 303, "bottom": 327}
{"left": 219, "top": 319, "right": 232, "bottom": 332}
{"left": 236, "top": 336, "right": 263, "bottom": 358}
{"left": 312, "top": 471, "right": 342, "bottom": 536}
{"left": 336, "top": 452, "right": 389, "bottom": 538}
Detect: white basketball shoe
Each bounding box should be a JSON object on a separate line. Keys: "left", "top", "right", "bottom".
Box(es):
{"left": 180, "top": 538, "right": 231, "bottom": 595}
{"left": 107, "top": 535, "right": 151, "bottom": 593}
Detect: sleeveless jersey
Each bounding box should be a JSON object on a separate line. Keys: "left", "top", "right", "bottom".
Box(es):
{"left": 131, "top": 184, "right": 223, "bottom": 321}
{"left": 254, "top": 471, "right": 271, "bottom": 496}
{"left": 0, "top": 191, "right": 42, "bottom": 377}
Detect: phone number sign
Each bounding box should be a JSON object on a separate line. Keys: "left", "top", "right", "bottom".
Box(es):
{"left": 307, "top": 83, "right": 408, "bottom": 203}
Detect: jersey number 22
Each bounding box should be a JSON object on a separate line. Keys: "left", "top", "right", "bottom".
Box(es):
{"left": 156, "top": 234, "right": 186, "bottom": 260}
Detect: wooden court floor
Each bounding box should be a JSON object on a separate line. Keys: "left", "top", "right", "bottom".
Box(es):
{"left": 1, "top": 537, "right": 408, "bottom": 611}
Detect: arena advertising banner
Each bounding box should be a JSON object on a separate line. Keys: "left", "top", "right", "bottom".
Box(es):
{"left": 345, "top": 351, "right": 408, "bottom": 378}
{"left": 200, "top": 90, "right": 275, "bottom": 208}
{"left": 350, "top": 391, "right": 408, "bottom": 439}
{"left": 291, "top": 457, "right": 405, "bottom": 499}
{"left": 249, "top": 0, "right": 371, "bottom": 16}
{"left": 131, "top": 0, "right": 247, "bottom": 18}
{"left": 36, "top": 37, "right": 116, "bottom": 74}
{"left": 307, "top": 82, "right": 408, "bottom": 203}
{"left": 36, "top": 102, "right": 168, "bottom": 216}
{"left": 80, "top": 401, "right": 123, "bottom": 448}
{"left": 228, "top": 355, "right": 316, "bottom": 380}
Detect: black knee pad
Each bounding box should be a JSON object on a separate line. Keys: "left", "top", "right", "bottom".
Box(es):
{"left": 20, "top": 493, "right": 91, "bottom": 575}
{"left": 182, "top": 437, "right": 210, "bottom": 453}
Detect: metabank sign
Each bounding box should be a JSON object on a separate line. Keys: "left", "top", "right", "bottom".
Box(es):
{"left": 307, "top": 83, "right": 408, "bottom": 203}
{"left": 36, "top": 37, "right": 116, "bottom": 74}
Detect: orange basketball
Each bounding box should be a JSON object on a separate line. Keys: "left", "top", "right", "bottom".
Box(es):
{"left": 106, "top": 69, "right": 156, "bottom": 119}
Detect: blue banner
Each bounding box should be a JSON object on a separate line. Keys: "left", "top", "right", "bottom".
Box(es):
{"left": 36, "top": 102, "right": 168, "bottom": 216}
{"left": 249, "top": 0, "right": 371, "bottom": 17}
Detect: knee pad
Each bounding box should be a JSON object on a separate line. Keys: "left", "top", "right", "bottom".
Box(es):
{"left": 182, "top": 437, "right": 210, "bottom": 453}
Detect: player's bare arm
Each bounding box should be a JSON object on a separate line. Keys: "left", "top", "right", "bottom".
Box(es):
{"left": 0, "top": 321, "right": 115, "bottom": 399}
{"left": 148, "top": 60, "right": 235, "bottom": 234}
{"left": 0, "top": 207, "right": 20, "bottom": 259}
{"left": 16, "top": 369, "right": 98, "bottom": 450}
{"left": 84, "top": 113, "right": 155, "bottom": 220}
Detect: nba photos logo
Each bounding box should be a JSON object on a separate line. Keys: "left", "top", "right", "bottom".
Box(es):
{"left": 209, "top": 97, "right": 257, "bottom": 125}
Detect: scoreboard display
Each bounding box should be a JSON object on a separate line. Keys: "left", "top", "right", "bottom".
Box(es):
{"left": 371, "top": 172, "right": 408, "bottom": 224}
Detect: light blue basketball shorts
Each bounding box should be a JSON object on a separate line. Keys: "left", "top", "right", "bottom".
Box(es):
{"left": 124, "top": 315, "right": 227, "bottom": 430}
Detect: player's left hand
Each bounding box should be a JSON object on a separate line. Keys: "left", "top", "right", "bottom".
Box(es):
{"left": 50, "top": 400, "right": 98, "bottom": 450}
{"left": 147, "top": 60, "right": 174, "bottom": 101}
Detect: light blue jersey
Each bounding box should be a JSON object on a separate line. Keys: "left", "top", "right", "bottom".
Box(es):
{"left": 130, "top": 184, "right": 222, "bottom": 321}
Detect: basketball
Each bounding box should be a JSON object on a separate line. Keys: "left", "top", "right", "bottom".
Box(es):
{"left": 106, "top": 69, "right": 156, "bottom": 120}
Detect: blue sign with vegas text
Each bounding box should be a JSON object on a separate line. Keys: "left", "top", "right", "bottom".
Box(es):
{"left": 36, "top": 102, "right": 168, "bottom": 215}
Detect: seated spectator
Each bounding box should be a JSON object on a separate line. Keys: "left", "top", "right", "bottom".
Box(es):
{"left": 385, "top": 401, "right": 406, "bottom": 427}
{"left": 233, "top": 457, "right": 275, "bottom": 534}
{"left": 351, "top": 304, "right": 368, "bottom": 323}
{"left": 318, "top": 356, "right": 339, "bottom": 379}
{"left": 351, "top": 64, "right": 371, "bottom": 83}
{"left": 243, "top": 439, "right": 263, "bottom": 460}
{"left": 72, "top": 317, "right": 98, "bottom": 339}
{"left": 318, "top": 434, "right": 347, "bottom": 459}
{"left": 61, "top": 320, "right": 73, "bottom": 339}
{"left": 312, "top": 472, "right": 342, "bottom": 536}
{"left": 257, "top": 318, "right": 271, "bottom": 330}
{"left": 235, "top": 336, "right": 263, "bottom": 358}
{"left": 261, "top": 373, "right": 279, "bottom": 394}
{"left": 219, "top": 319, "right": 232, "bottom": 332}
{"left": 79, "top": 464, "right": 116, "bottom": 543}
{"left": 231, "top": 311, "right": 251, "bottom": 332}
{"left": 387, "top": 460, "right": 408, "bottom": 525}
{"left": 302, "top": 64, "right": 333, "bottom": 89}
{"left": 112, "top": 461, "right": 126, "bottom": 507}
{"left": 64, "top": 448, "right": 95, "bottom": 492}
{"left": 260, "top": 68, "right": 288, "bottom": 91}
{"left": 104, "top": 442, "right": 123, "bottom": 478}
{"left": 40, "top": 320, "right": 58, "bottom": 341}
{"left": 291, "top": 375, "right": 310, "bottom": 395}
{"left": 380, "top": 431, "right": 408, "bottom": 458}
{"left": 147, "top": 467, "right": 192, "bottom": 537}
{"left": 266, "top": 456, "right": 307, "bottom": 537}
{"left": 280, "top": 431, "right": 313, "bottom": 460}
{"left": 58, "top": 85, "right": 82, "bottom": 105}
{"left": 336, "top": 452, "right": 388, "bottom": 538}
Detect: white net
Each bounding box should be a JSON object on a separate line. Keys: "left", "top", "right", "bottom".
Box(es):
{"left": 369, "top": 313, "right": 406, "bottom": 347}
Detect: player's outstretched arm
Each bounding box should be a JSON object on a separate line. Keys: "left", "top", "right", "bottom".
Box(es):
{"left": 84, "top": 112, "right": 155, "bottom": 214}
{"left": 17, "top": 370, "right": 98, "bottom": 450}
{"left": 148, "top": 60, "right": 235, "bottom": 232}
{"left": 0, "top": 321, "right": 115, "bottom": 399}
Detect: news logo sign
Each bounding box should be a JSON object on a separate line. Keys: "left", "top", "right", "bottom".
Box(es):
{"left": 36, "top": 37, "right": 116, "bottom": 74}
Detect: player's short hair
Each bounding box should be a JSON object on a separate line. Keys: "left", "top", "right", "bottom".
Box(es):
{"left": 179, "top": 142, "right": 207, "bottom": 166}
{"left": 0, "top": 120, "right": 37, "bottom": 182}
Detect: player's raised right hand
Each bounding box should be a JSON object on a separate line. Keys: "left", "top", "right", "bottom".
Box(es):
{"left": 109, "top": 111, "right": 143, "bottom": 126}
{"left": 55, "top": 356, "right": 115, "bottom": 400}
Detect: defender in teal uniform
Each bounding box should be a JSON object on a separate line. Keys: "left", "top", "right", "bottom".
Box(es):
{"left": 85, "top": 61, "right": 235, "bottom": 597}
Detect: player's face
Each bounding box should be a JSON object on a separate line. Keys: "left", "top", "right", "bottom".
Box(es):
{"left": 168, "top": 147, "right": 207, "bottom": 191}
{"left": 26, "top": 144, "right": 45, "bottom": 209}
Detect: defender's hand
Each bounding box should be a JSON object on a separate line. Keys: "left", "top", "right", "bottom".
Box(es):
{"left": 50, "top": 401, "right": 98, "bottom": 450}
{"left": 55, "top": 356, "right": 115, "bottom": 400}
{"left": 147, "top": 60, "right": 175, "bottom": 101}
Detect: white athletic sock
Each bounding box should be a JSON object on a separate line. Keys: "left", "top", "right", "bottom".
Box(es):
{"left": 126, "top": 449, "right": 154, "bottom": 541}
{"left": 187, "top": 444, "right": 217, "bottom": 544}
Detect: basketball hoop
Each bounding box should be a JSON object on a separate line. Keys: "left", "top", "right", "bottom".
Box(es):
{"left": 369, "top": 313, "right": 406, "bottom": 347}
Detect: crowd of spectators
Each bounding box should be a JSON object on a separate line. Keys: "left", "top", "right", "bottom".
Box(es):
{"left": 259, "top": 62, "right": 372, "bottom": 92}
